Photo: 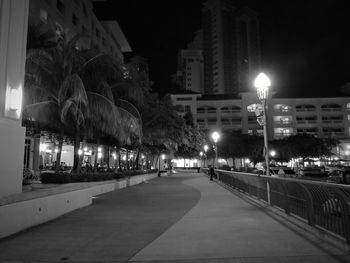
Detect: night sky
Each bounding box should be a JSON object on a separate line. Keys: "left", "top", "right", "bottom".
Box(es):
{"left": 94, "top": 0, "right": 350, "bottom": 98}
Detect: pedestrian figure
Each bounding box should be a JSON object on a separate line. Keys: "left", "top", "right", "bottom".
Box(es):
{"left": 210, "top": 166, "right": 215, "bottom": 181}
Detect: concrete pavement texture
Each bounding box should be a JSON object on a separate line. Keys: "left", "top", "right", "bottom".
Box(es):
{"left": 0, "top": 172, "right": 349, "bottom": 263}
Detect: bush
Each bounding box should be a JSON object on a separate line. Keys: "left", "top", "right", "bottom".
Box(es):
{"left": 40, "top": 172, "right": 71, "bottom": 184}
{"left": 41, "top": 172, "right": 114, "bottom": 184}
{"left": 41, "top": 169, "right": 158, "bottom": 184}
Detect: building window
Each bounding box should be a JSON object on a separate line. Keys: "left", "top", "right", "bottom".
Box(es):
{"left": 221, "top": 118, "right": 230, "bottom": 125}
{"left": 247, "top": 104, "right": 261, "bottom": 112}
{"left": 208, "top": 107, "right": 216, "bottom": 113}
{"left": 175, "top": 105, "right": 185, "bottom": 112}
{"left": 185, "top": 105, "right": 191, "bottom": 113}
{"left": 40, "top": 8, "right": 47, "bottom": 23}
{"left": 321, "top": 103, "right": 342, "bottom": 111}
{"left": 296, "top": 104, "right": 316, "bottom": 111}
{"left": 176, "top": 97, "right": 192, "bottom": 101}
{"left": 197, "top": 107, "right": 205, "bottom": 114}
{"left": 207, "top": 118, "right": 217, "bottom": 125}
{"left": 56, "top": 0, "right": 64, "bottom": 15}
{"left": 248, "top": 116, "right": 256, "bottom": 124}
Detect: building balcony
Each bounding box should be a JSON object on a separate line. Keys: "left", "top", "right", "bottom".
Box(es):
{"left": 273, "top": 121, "right": 293, "bottom": 126}
{"left": 295, "top": 108, "right": 316, "bottom": 112}
{"left": 321, "top": 108, "right": 342, "bottom": 112}
{"left": 321, "top": 120, "right": 343, "bottom": 124}
{"left": 296, "top": 120, "right": 318, "bottom": 124}
{"left": 274, "top": 133, "right": 292, "bottom": 138}
{"left": 322, "top": 132, "right": 345, "bottom": 137}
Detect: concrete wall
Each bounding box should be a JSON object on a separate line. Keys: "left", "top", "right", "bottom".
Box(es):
{"left": 0, "top": 173, "right": 158, "bottom": 239}
{"left": 0, "top": 120, "right": 26, "bottom": 197}
{"left": 0, "top": 0, "right": 29, "bottom": 198}
{"left": 0, "top": 181, "right": 115, "bottom": 239}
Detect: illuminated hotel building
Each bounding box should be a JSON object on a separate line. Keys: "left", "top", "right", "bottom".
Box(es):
{"left": 171, "top": 91, "right": 350, "bottom": 158}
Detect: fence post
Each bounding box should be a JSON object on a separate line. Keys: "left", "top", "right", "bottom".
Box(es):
{"left": 267, "top": 180, "right": 271, "bottom": 205}
{"left": 300, "top": 184, "right": 315, "bottom": 226}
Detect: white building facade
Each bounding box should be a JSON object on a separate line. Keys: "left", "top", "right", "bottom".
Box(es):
{"left": 171, "top": 92, "right": 350, "bottom": 143}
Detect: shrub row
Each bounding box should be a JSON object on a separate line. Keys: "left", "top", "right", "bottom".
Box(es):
{"left": 40, "top": 169, "right": 159, "bottom": 184}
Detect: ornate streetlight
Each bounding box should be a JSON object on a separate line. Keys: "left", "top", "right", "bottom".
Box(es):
{"left": 254, "top": 73, "right": 271, "bottom": 176}
{"left": 204, "top": 145, "right": 209, "bottom": 167}
{"left": 211, "top": 131, "right": 220, "bottom": 168}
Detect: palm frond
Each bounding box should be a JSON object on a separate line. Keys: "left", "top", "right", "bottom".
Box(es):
{"left": 23, "top": 101, "right": 59, "bottom": 126}
{"left": 59, "top": 74, "right": 88, "bottom": 106}
{"left": 86, "top": 91, "right": 120, "bottom": 135}
{"left": 96, "top": 81, "right": 114, "bottom": 102}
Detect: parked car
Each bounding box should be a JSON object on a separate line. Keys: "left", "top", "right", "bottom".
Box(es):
{"left": 299, "top": 167, "right": 328, "bottom": 177}
{"left": 327, "top": 169, "right": 350, "bottom": 184}
{"left": 260, "top": 167, "right": 297, "bottom": 177}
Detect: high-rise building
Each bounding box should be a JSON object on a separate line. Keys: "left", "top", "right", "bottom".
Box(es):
{"left": 29, "top": 0, "right": 131, "bottom": 63}
{"left": 176, "top": 49, "right": 204, "bottom": 93}
{"left": 202, "top": 0, "right": 261, "bottom": 94}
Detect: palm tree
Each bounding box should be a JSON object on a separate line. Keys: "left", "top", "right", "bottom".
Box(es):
{"left": 26, "top": 22, "right": 56, "bottom": 50}
{"left": 23, "top": 34, "right": 97, "bottom": 172}
{"left": 24, "top": 32, "right": 144, "bottom": 174}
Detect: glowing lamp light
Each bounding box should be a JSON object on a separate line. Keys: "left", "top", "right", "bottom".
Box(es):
{"left": 97, "top": 152, "right": 102, "bottom": 159}
{"left": 54, "top": 148, "right": 59, "bottom": 153}
{"left": 211, "top": 131, "right": 220, "bottom": 143}
{"left": 270, "top": 150, "right": 276, "bottom": 157}
{"left": 84, "top": 147, "right": 88, "bottom": 151}
{"left": 78, "top": 149, "right": 83, "bottom": 155}
{"left": 204, "top": 145, "right": 209, "bottom": 152}
{"left": 6, "top": 84, "right": 23, "bottom": 119}
{"left": 254, "top": 73, "right": 271, "bottom": 100}
{"left": 122, "top": 155, "right": 126, "bottom": 161}
{"left": 161, "top": 154, "right": 166, "bottom": 160}
{"left": 345, "top": 150, "right": 350, "bottom": 156}
{"left": 245, "top": 158, "right": 250, "bottom": 164}
{"left": 200, "top": 151, "right": 203, "bottom": 156}
{"left": 98, "top": 147, "right": 102, "bottom": 152}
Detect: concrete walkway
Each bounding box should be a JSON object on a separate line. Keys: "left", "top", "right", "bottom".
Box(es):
{"left": 0, "top": 172, "right": 349, "bottom": 263}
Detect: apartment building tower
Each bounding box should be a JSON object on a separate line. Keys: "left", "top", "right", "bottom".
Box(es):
{"left": 202, "top": 0, "right": 261, "bottom": 94}
{"left": 29, "top": 0, "right": 131, "bottom": 63}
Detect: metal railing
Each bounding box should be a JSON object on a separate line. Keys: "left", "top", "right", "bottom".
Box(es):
{"left": 209, "top": 169, "right": 350, "bottom": 244}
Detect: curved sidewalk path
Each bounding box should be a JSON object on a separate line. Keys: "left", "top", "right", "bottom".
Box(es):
{"left": 0, "top": 172, "right": 349, "bottom": 263}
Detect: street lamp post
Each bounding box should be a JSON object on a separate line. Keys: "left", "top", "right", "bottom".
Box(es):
{"left": 204, "top": 145, "right": 209, "bottom": 167}
{"left": 199, "top": 152, "right": 203, "bottom": 167}
{"left": 211, "top": 131, "right": 220, "bottom": 168}
{"left": 255, "top": 72, "right": 272, "bottom": 205}
{"left": 158, "top": 154, "right": 165, "bottom": 177}
{"left": 254, "top": 73, "right": 271, "bottom": 177}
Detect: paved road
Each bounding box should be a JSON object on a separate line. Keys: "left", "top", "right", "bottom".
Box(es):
{"left": 0, "top": 172, "right": 349, "bottom": 263}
